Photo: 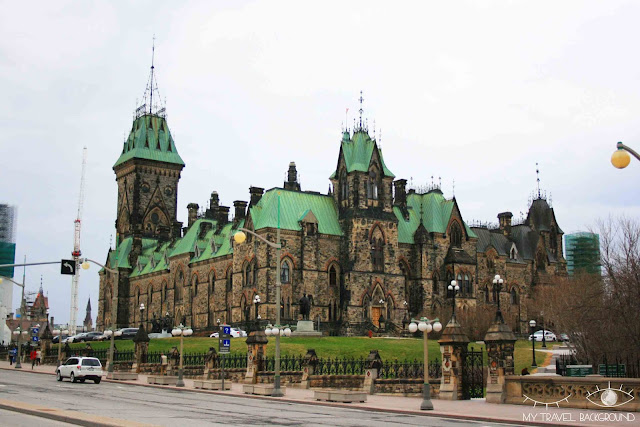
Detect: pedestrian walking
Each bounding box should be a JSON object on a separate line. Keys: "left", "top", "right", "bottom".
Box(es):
{"left": 36, "top": 348, "right": 42, "bottom": 366}
{"left": 9, "top": 346, "right": 17, "bottom": 365}
{"left": 30, "top": 348, "right": 37, "bottom": 369}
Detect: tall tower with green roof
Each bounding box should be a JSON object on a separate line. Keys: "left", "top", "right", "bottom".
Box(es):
{"left": 113, "top": 54, "right": 185, "bottom": 245}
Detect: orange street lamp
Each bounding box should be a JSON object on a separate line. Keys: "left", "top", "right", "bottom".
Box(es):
{"left": 611, "top": 142, "right": 640, "bottom": 169}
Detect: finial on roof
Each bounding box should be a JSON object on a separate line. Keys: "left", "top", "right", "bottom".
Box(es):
{"left": 536, "top": 162, "right": 541, "bottom": 198}
{"left": 373, "top": 119, "right": 376, "bottom": 139}
{"left": 439, "top": 176, "right": 442, "bottom": 188}
{"left": 345, "top": 107, "right": 349, "bottom": 131}
{"left": 149, "top": 35, "right": 155, "bottom": 114}
{"left": 431, "top": 175, "right": 434, "bottom": 186}
{"left": 138, "top": 36, "right": 163, "bottom": 118}
{"left": 452, "top": 179, "right": 455, "bottom": 197}
{"left": 358, "top": 90, "right": 364, "bottom": 129}
{"left": 39, "top": 275, "right": 43, "bottom": 294}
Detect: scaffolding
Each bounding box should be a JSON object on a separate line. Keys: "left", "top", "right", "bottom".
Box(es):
{"left": 565, "top": 232, "right": 601, "bottom": 276}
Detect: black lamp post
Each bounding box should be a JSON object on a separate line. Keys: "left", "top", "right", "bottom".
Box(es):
{"left": 492, "top": 274, "right": 504, "bottom": 322}
{"left": 448, "top": 280, "right": 460, "bottom": 320}
{"left": 529, "top": 319, "right": 537, "bottom": 367}
{"left": 253, "top": 294, "right": 261, "bottom": 331}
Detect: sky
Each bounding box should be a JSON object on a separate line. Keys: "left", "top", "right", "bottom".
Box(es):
{"left": 1, "top": 0, "right": 639, "bottom": 326}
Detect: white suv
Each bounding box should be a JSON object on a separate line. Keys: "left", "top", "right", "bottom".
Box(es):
{"left": 56, "top": 357, "right": 103, "bottom": 384}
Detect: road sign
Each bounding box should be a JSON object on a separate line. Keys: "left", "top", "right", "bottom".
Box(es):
{"left": 223, "top": 326, "right": 231, "bottom": 336}
{"left": 219, "top": 338, "right": 231, "bottom": 354}
{"left": 32, "top": 327, "right": 39, "bottom": 334}
{"left": 31, "top": 336, "right": 39, "bottom": 342}
{"left": 60, "top": 259, "right": 76, "bottom": 275}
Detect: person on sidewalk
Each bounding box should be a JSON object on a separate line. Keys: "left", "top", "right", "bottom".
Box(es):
{"left": 9, "top": 346, "right": 16, "bottom": 365}
{"left": 36, "top": 348, "right": 42, "bottom": 366}
{"left": 30, "top": 348, "right": 37, "bottom": 369}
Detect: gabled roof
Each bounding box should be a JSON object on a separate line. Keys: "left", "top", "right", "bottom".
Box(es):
{"left": 249, "top": 188, "right": 342, "bottom": 236}
{"left": 331, "top": 130, "right": 394, "bottom": 178}
{"left": 472, "top": 228, "right": 526, "bottom": 263}
{"left": 114, "top": 114, "right": 184, "bottom": 168}
{"left": 394, "top": 191, "right": 477, "bottom": 243}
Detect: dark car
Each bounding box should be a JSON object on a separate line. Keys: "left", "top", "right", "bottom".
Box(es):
{"left": 116, "top": 328, "right": 139, "bottom": 339}
{"left": 52, "top": 334, "right": 69, "bottom": 344}
{"left": 83, "top": 332, "right": 105, "bottom": 341}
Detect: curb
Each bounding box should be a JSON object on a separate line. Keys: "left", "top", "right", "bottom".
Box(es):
{"left": 0, "top": 398, "right": 152, "bottom": 427}
{"left": 0, "top": 366, "right": 584, "bottom": 427}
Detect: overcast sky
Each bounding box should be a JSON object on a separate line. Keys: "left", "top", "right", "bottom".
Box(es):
{"left": 1, "top": 1, "right": 639, "bottom": 326}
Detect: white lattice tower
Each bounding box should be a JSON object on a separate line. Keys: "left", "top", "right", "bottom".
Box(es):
{"left": 69, "top": 147, "right": 87, "bottom": 335}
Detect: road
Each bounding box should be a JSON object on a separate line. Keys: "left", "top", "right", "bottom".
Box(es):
{"left": 0, "top": 370, "right": 519, "bottom": 426}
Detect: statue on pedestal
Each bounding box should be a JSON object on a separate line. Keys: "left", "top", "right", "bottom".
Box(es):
{"left": 299, "top": 294, "right": 310, "bottom": 321}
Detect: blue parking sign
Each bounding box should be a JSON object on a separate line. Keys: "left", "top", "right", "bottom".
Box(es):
{"left": 32, "top": 336, "right": 39, "bottom": 342}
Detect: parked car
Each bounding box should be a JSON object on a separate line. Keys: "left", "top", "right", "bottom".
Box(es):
{"left": 528, "top": 330, "right": 557, "bottom": 342}
{"left": 52, "top": 334, "right": 69, "bottom": 344}
{"left": 115, "top": 328, "right": 139, "bottom": 339}
{"left": 65, "top": 333, "right": 88, "bottom": 343}
{"left": 56, "top": 357, "right": 103, "bottom": 384}
{"left": 93, "top": 332, "right": 109, "bottom": 341}
{"left": 83, "top": 332, "right": 105, "bottom": 342}
{"left": 210, "top": 328, "right": 247, "bottom": 338}
{"left": 558, "top": 333, "right": 570, "bottom": 342}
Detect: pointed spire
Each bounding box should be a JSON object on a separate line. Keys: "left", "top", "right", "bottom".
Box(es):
{"left": 536, "top": 162, "right": 541, "bottom": 198}
{"left": 358, "top": 90, "right": 364, "bottom": 129}
{"left": 39, "top": 275, "right": 43, "bottom": 294}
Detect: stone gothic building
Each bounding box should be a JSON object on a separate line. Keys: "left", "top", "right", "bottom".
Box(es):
{"left": 97, "top": 91, "right": 566, "bottom": 335}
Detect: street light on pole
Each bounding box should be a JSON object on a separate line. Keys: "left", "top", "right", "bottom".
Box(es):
{"left": 80, "top": 257, "right": 119, "bottom": 376}
{"left": 171, "top": 324, "right": 192, "bottom": 387}
{"left": 611, "top": 141, "right": 640, "bottom": 169}
{"left": 253, "top": 294, "right": 261, "bottom": 331}
{"left": 529, "top": 319, "right": 537, "bottom": 368}
{"left": 233, "top": 191, "right": 285, "bottom": 397}
{"left": 12, "top": 326, "right": 28, "bottom": 369}
{"left": 492, "top": 274, "right": 504, "bottom": 322}
{"left": 408, "top": 317, "right": 442, "bottom": 410}
{"left": 448, "top": 279, "right": 460, "bottom": 321}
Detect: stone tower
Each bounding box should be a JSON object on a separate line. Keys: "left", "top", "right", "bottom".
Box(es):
{"left": 83, "top": 298, "right": 92, "bottom": 331}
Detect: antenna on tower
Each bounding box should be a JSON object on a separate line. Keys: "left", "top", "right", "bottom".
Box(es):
{"left": 149, "top": 35, "right": 155, "bottom": 114}
{"left": 358, "top": 91, "right": 364, "bottom": 129}
{"left": 536, "top": 162, "right": 541, "bottom": 198}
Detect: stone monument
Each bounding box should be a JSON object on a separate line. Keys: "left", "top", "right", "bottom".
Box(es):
{"left": 292, "top": 293, "right": 322, "bottom": 337}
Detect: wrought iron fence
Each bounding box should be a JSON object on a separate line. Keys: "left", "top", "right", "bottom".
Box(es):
{"left": 219, "top": 353, "right": 247, "bottom": 369}
{"left": 146, "top": 351, "right": 162, "bottom": 364}
{"left": 378, "top": 359, "right": 442, "bottom": 379}
{"left": 183, "top": 352, "right": 205, "bottom": 366}
{"left": 261, "top": 355, "right": 305, "bottom": 372}
{"left": 315, "top": 356, "right": 367, "bottom": 376}
{"left": 113, "top": 350, "right": 135, "bottom": 362}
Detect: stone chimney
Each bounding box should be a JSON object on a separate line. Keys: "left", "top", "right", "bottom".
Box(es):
{"left": 187, "top": 203, "right": 199, "bottom": 228}
{"left": 157, "top": 225, "right": 170, "bottom": 243}
{"left": 284, "top": 162, "right": 301, "bottom": 191}
{"left": 210, "top": 191, "right": 219, "bottom": 209}
{"left": 498, "top": 212, "right": 513, "bottom": 237}
{"left": 217, "top": 206, "right": 230, "bottom": 225}
{"left": 393, "top": 179, "right": 407, "bottom": 207}
{"left": 234, "top": 200, "right": 248, "bottom": 223}
{"left": 249, "top": 187, "right": 264, "bottom": 207}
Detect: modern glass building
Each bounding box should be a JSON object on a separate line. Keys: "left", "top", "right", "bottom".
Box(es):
{"left": 564, "top": 232, "right": 601, "bottom": 276}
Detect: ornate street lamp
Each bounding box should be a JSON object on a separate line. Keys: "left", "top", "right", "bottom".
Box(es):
{"left": 233, "top": 191, "right": 285, "bottom": 397}
{"left": 265, "top": 325, "right": 292, "bottom": 338}
{"left": 171, "top": 324, "right": 193, "bottom": 387}
{"left": 492, "top": 274, "right": 504, "bottom": 322}
{"left": 253, "top": 295, "right": 261, "bottom": 331}
{"left": 448, "top": 279, "right": 460, "bottom": 320}
{"left": 529, "top": 319, "right": 537, "bottom": 368}
{"left": 611, "top": 141, "right": 640, "bottom": 169}
{"left": 408, "top": 317, "right": 442, "bottom": 410}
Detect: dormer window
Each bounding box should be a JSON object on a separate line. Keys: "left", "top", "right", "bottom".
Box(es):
{"left": 194, "top": 245, "right": 201, "bottom": 258}
{"left": 510, "top": 245, "right": 517, "bottom": 260}
{"left": 450, "top": 222, "right": 462, "bottom": 248}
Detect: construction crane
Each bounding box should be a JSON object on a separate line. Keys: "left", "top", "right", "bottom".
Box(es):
{"left": 69, "top": 147, "right": 87, "bottom": 335}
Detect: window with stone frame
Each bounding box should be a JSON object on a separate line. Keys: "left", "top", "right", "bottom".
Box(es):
{"left": 463, "top": 274, "right": 472, "bottom": 296}
{"left": 209, "top": 272, "right": 215, "bottom": 295}
{"left": 399, "top": 261, "right": 410, "bottom": 298}
{"left": 432, "top": 272, "right": 439, "bottom": 295}
{"left": 104, "top": 286, "right": 111, "bottom": 313}
{"left": 450, "top": 222, "right": 463, "bottom": 248}
{"left": 536, "top": 250, "right": 546, "bottom": 271}
{"left": 486, "top": 255, "right": 496, "bottom": 273}
{"left": 175, "top": 270, "right": 184, "bottom": 303}
{"left": 367, "top": 170, "right": 379, "bottom": 200}
{"left": 226, "top": 268, "right": 233, "bottom": 292}
{"left": 192, "top": 274, "right": 198, "bottom": 297}
{"left": 339, "top": 169, "right": 348, "bottom": 202}
{"left": 371, "top": 237, "right": 384, "bottom": 272}
{"left": 456, "top": 273, "right": 463, "bottom": 297}
{"left": 280, "top": 260, "right": 291, "bottom": 284}
{"left": 510, "top": 287, "right": 518, "bottom": 305}
{"left": 484, "top": 285, "right": 489, "bottom": 303}
{"left": 244, "top": 260, "right": 257, "bottom": 287}
{"left": 329, "top": 265, "right": 338, "bottom": 287}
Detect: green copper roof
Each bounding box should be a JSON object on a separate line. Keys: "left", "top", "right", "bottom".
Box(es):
{"left": 107, "top": 237, "right": 157, "bottom": 270}
{"left": 331, "top": 130, "right": 394, "bottom": 178}
{"left": 114, "top": 114, "right": 184, "bottom": 168}
{"left": 250, "top": 189, "right": 343, "bottom": 236}
{"left": 395, "top": 191, "right": 477, "bottom": 244}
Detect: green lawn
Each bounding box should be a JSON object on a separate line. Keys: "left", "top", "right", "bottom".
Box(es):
{"left": 68, "top": 336, "right": 550, "bottom": 370}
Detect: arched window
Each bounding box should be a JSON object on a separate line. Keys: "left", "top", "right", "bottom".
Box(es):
{"left": 175, "top": 270, "right": 184, "bottom": 303}
{"left": 487, "top": 256, "right": 495, "bottom": 273}
{"left": 104, "top": 286, "right": 111, "bottom": 313}
{"left": 329, "top": 265, "right": 338, "bottom": 287}
{"left": 450, "top": 222, "right": 462, "bottom": 247}
{"left": 510, "top": 246, "right": 517, "bottom": 260}
{"left": 340, "top": 169, "right": 348, "bottom": 201}
{"left": 463, "top": 274, "right": 471, "bottom": 296}
{"left": 371, "top": 237, "right": 384, "bottom": 272}
{"left": 484, "top": 285, "right": 489, "bottom": 303}
{"left": 281, "top": 260, "right": 291, "bottom": 284}
{"left": 209, "top": 272, "right": 215, "bottom": 295}
{"left": 537, "top": 251, "right": 546, "bottom": 271}
{"left": 192, "top": 274, "right": 198, "bottom": 297}
{"left": 432, "top": 273, "right": 439, "bottom": 295}
{"left": 362, "top": 294, "right": 370, "bottom": 320}
{"left": 510, "top": 288, "right": 518, "bottom": 305}
{"left": 367, "top": 170, "right": 378, "bottom": 200}
{"left": 244, "top": 260, "right": 256, "bottom": 287}
{"left": 226, "top": 268, "right": 232, "bottom": 292}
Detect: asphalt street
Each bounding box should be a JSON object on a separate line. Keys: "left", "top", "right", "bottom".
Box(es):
{"left": 0, "top": 408, "right": 70, "bottom": 426}
{"left": 0, "top": 370, "right": 520, "bottom": 426}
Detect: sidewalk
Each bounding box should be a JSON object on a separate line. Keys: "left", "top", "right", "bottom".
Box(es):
{"left": 0, "top": 360, "right": 633, "bottom": 427}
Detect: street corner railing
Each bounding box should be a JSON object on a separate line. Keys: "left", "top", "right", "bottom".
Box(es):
{"left": 378, "top": 358, "right": 442, "bottom": 379}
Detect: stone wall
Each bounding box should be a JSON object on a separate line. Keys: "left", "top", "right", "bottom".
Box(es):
{"left": 309, "top": 374, "right": 365, "bottom": 390}
{"left": 256, "top": 371, "right": 303, "bottom": 385}
{"left": 504, "top": 375, "right": 640, "bottom": 411}
{"left": 374, "top": 378, "right": 440, "bottom": 397}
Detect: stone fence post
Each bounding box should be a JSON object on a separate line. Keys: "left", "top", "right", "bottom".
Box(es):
{"left": 203, "top": 347, "right": 218, "bottom": 379}
{"left": 132, "top": 324, "right": 150, "bottom": 373}
{"left": 363, "top": 349, "right": 383, "bottom": 394}
{"left": 438, "top": 317, "right": 470, "bottom": 400}
{"left": 168, "top": 346, "right": 180, "bottom": 375}
{"left": 40, "top": 323, "right": 53, "bottom": 356}
{"left": 484, "top": 312, "right": 516, "bottom": 403}
{"left": 245, "top": 330, "right": 268, "bottom": 384}
{"left": 300, "top": 349, "right": 318, "bottom": 389}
